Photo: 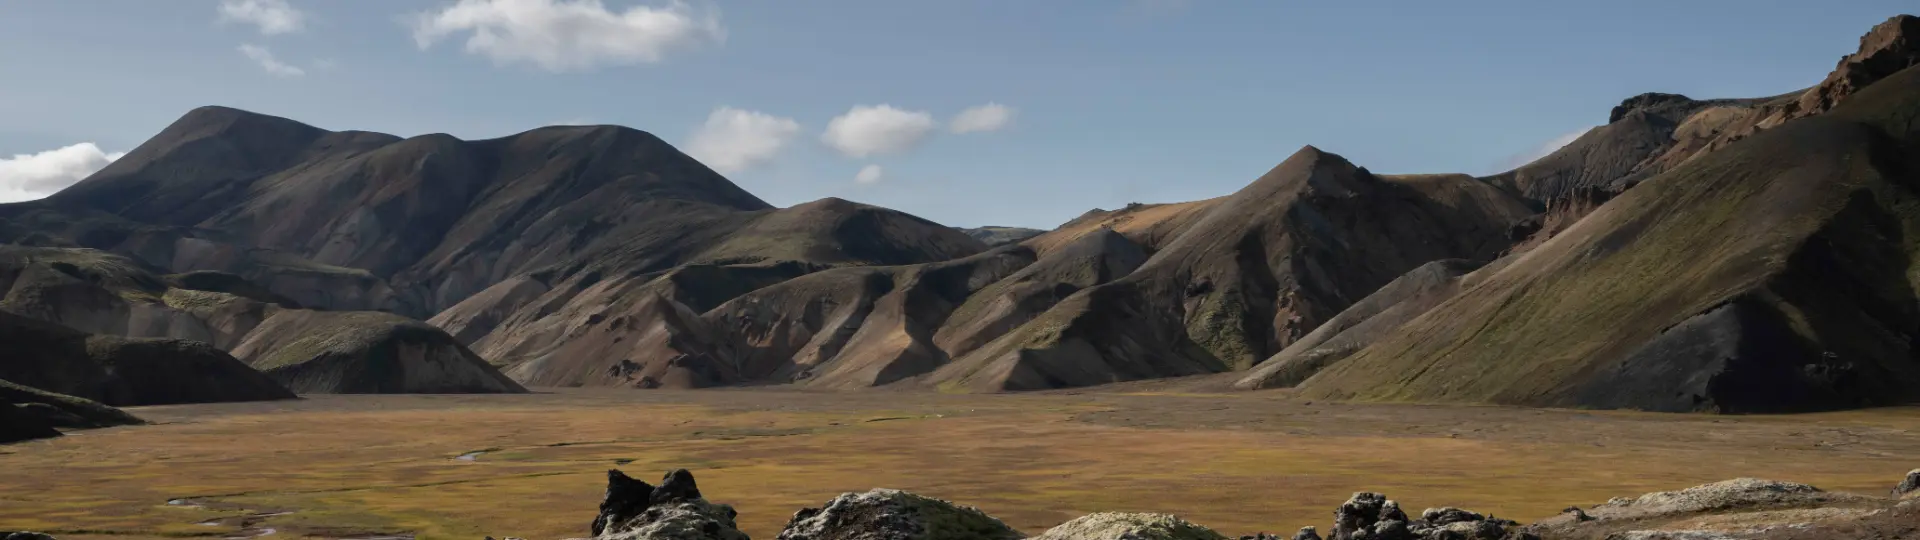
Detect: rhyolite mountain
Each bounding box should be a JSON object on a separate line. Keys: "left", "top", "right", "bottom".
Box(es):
{"left": 4, "top": 14, "right": 1916, "bottom": 413}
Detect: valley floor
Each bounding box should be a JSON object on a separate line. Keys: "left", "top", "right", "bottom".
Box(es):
{"left": 2, "top": 388, "right": 1915, "bottom": 540}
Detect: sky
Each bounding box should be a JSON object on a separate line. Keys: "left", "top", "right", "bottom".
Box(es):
{"left": 0, "top": 0, "right": 1910, "bottom": 227}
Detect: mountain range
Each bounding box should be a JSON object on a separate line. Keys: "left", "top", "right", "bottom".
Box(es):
{"left": 2, "top": 14, "right": 1916, "bottom": 417}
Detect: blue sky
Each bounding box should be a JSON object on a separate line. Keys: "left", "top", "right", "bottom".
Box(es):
{"left": 0, "top": 0, "right": 1909, "bottom": 227}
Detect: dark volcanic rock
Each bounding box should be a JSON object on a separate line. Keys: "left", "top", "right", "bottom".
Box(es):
{"left": 592, "top": 469, "right": 746, "bottom": 540}
{"left": 777, "top": 488, "right": 1021, "bottom": 540}
{"left": 1896, "top": 468, "right": 1920, "bottom": 499}
{"left": 1328, "top": 492, "right": 1524, "bottom": 540}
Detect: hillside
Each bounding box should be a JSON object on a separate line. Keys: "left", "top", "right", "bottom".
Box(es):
{"left": 0, "top": 310, "right": 294, "bottom": 406}
{"left": 1287, "top": 61, "right": 1920, "bottom": 412}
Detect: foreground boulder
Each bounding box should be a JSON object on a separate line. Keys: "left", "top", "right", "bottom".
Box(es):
{"left": 591, "top": 469, "right": 746, "bottom": 540}
{"left": 1895, "top": 469, "right": 1920, "bottom": 499}
{"left": 777, "top": 489, "right": 1022, "bottom": 540}
{"left": 1032, "top": 512, "right": 1228, "bottom": 540}
{"left": 0, "top": 310, "right": 294, "bottom": 406}
{"left": 1324, "top": 492, "right": 1529, "bottom": 540}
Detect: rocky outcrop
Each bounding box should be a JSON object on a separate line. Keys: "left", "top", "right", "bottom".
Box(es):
{"left": 1896, "top": 469, "right": 1920, "bottom": 499}
{"left": 777, "top": 489, "right": 1021, "bottom": 540}
{"left": 1032, "top": 512, "right": 1227, "bottom": 540}
{"left": 229, "top": 310, "right": 525, "bottom": 394}
{"left": 591, "top": 469, "right": 746, "bottom": 540}
{"left": 1324, "top": 492, "right": 1528, "bottom": 540}
{"left": 1524, "top": 476, "right": 1916, "bottom": 540}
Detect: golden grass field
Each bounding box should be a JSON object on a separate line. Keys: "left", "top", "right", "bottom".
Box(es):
{"left": 2, "top": 388, "right": 1916, "bottom": 540}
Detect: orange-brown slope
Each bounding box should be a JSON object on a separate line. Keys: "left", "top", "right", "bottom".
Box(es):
{"left": 452, "top": 199, "right": 993, "bottom": 388}
{"left": 927, "top": 147, "right": 1535, "bottom": 391}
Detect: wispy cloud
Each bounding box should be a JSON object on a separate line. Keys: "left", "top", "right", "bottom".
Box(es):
{"left": 218, "top": 0, "right": 307, "bottom": 35}
{"left": 239, "top": 44, "right": 306, "bottom": 77}
{"left": 409, "top": 0, "right": 724, "bottom": 72}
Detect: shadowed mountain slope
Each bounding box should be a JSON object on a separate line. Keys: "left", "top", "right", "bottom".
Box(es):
{"left": 0, "top": 310, "right": 294, "bottom": 406}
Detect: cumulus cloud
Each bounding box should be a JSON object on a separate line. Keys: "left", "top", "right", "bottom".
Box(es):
{"left": 821, "top": 105, "right": 936, "bottom": 158}
{"left": 685, "top": 107, "right": 801, "bottom": 174}
{"left": 949, "top": 103, "right": 1015, "bottom": 134}
{"left": 0, "top": 143, "right": 126, "bottom": 203}
{"left": 218, "top": 0, "right": 307, "bottom": 35}
{"left": 1497, "top": 127, "right": 1591, "bottom": 171}
{"left": 239, "top": 44, "right": 306, "bottom": 77}
{"left": 854, "top": 164, "right": 883, "bottom": 185}
{"left": 410, "top": 0, "right": 724, "bottom": 72}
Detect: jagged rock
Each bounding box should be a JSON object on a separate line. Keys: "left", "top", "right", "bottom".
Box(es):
{"left": 1327, "top": 492, "right": 1524, "bottom": 540}
{"left": 2, "top": 533, "right": 57, "bottom": 540}
{"left": 1293, "top": 527, "right": 1322, "bottom": 540}
{"left": 591, "top": 469, "right": 745, "bottom": 540}
{"left": 596, "top": 499, "right": 748, "bottom": 540}
{"left": 1031, "top": 512, "right": 1228, "bottom": 540}
{"left": 776, "top": 489, "right": 1020, "bottom": 540}
{"left": 1894, "top": 469, "right": 1920, "bottom": 499}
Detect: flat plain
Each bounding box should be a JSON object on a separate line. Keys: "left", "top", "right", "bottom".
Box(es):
{"left": 2, "top": 387, "right": 1916, "bottom": 540}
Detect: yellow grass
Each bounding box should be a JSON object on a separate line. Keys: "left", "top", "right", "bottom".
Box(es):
{"left": 2, "top": 390, "right": 1915, "bottom": 540}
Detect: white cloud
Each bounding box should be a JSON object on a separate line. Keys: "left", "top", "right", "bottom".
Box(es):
{"left": 218, "top": 0, "right": 307, "bottom": 35}
{"left": 410, "top": 0, "right": 724, "bottom": 72}
{"left": 0, "top": 143, "right": 127, "bottom": 203}
{"left": 239, "top": 44, "right": 306, "bottom": 77}
{"left": 854, "top": 164, "right": 883, "bottom": 185}
{"left": 685, "top": 107, "right": 800, "bottom": 174}
{"left": 1497, "top": 127, "right": 1591, "bottom": 171}
{"left": 949, "top": 103, "right": 1015, "bottom": 134}
{"left": 821, "top": 105, "right": 936, "bottom": 158}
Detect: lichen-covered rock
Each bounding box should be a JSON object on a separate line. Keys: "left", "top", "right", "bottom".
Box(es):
{"left": 596, "top": 499, "right": 748, "bottom": 540}
{"left": 1032, "top": 512, "right": 1228, "bottom": 540}
{"left": 1893, "top": 469, "right": 1920, "bottom": 499}
{"left": 776, "top": 488, "right": 1020, "bottom": 540}
{"left": 2, "top": 532, "right": 58, "bottom": 540}
{"left": 1597, "top": 478, "right": 1829, "bottom": 516}
{"left": 591, "top": 469, "right": 747, "bottom": 540}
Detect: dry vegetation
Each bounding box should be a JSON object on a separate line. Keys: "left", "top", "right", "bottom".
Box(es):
{"left": 2, "top": 389, "right": 1915, "bottom": 540}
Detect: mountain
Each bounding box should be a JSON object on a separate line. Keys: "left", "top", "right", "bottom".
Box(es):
{"left": 228, "top": 310, "right": 527, "bottom": 394}
{"left": 1245, "top": 16, "right": 1920, "bottom": 412}
{"left": 0, "top": 245, "right": 521, "bottom": 395}
{"left": 0, "top": 309, "right": 294, "bottom": 406}
{"left": 5, "top": 15, "right": 1913, "bottom": 413}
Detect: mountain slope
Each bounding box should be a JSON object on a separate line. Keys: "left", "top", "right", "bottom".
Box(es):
{"left": 924, "top": 150, "right": 1534, "bottom": 391}
{"left": 1293, "top": 64, "right": 1920, "bottom": 412}
{"left": 0, "top": 310, "right": 295, "bottom": 406}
